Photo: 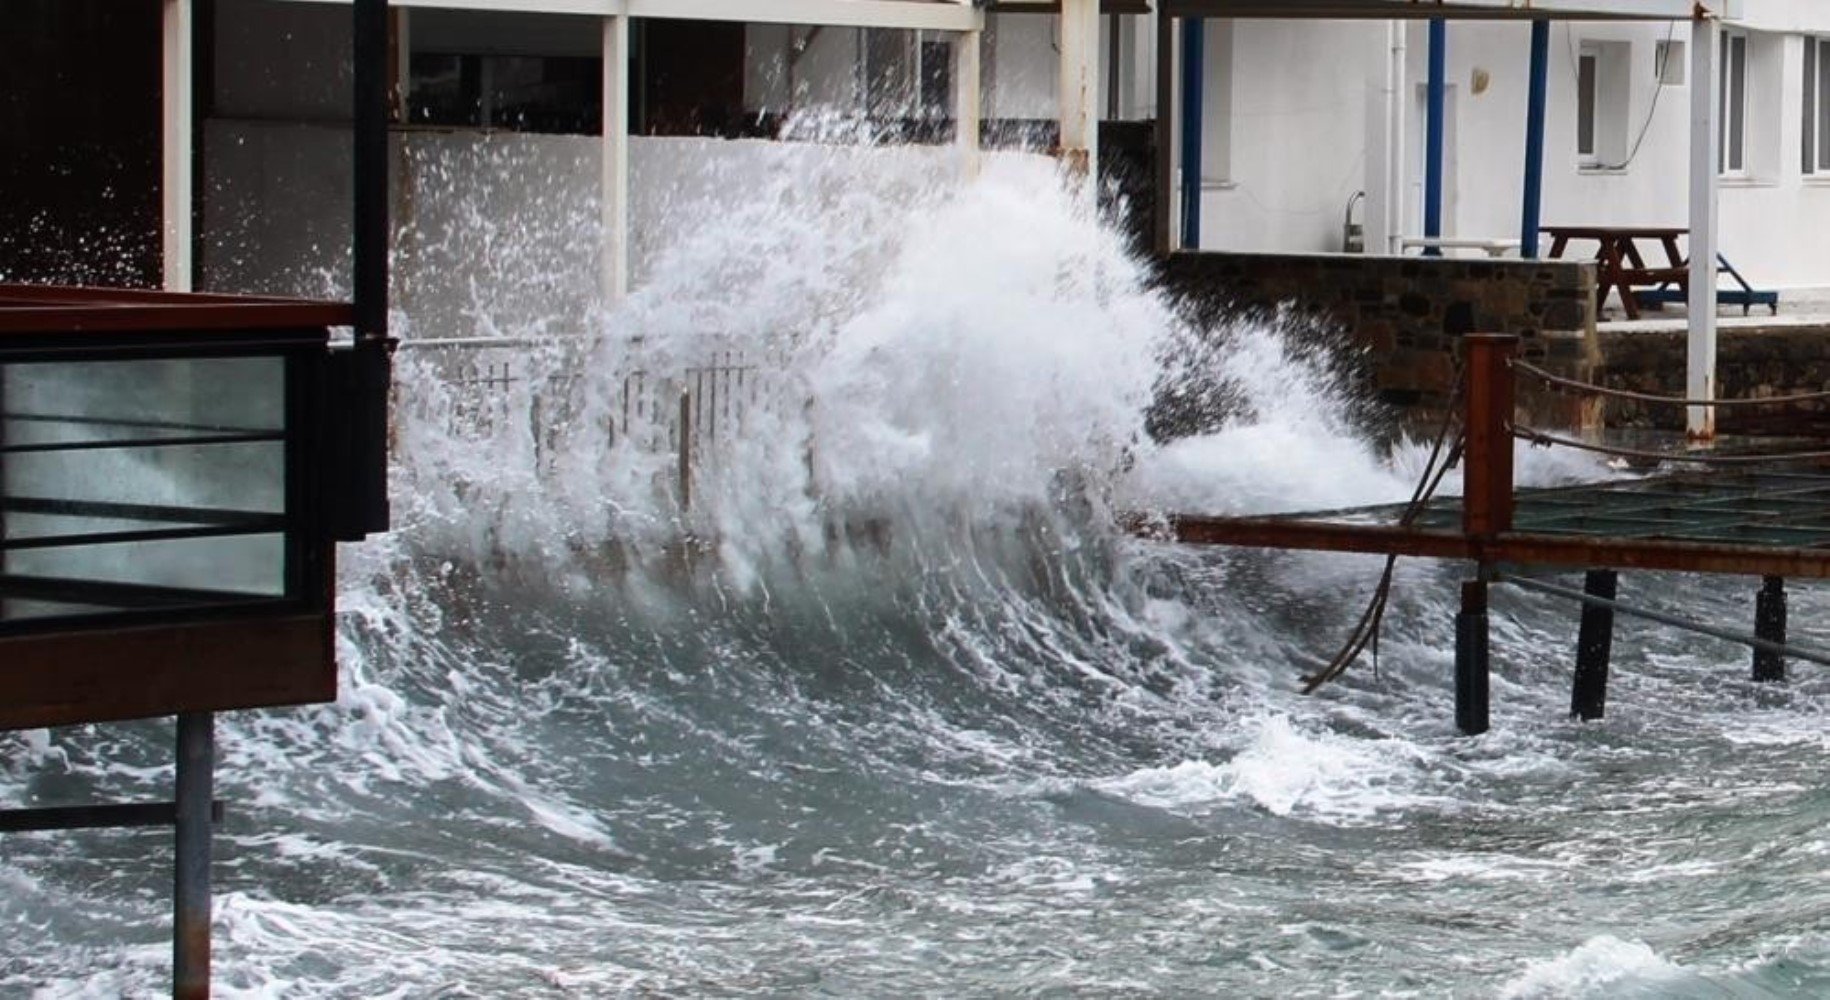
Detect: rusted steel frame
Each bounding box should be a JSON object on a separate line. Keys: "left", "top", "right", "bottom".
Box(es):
{"left": 1482, "top": 534, "right": 1830, "bottom": 578}
{"left": 0, "top": 284, "right": 330, "bottom": 306}
{"left": 1462, "top": 334, "right": 1516, "bottom": 537}
{"left": 1133, "top": 515, "right": 1830, "bottom": 578}
{"left": 0, "top": 303, "right": 355, "bottom": 335}
{"left": 1138, "top": 515, "right": 1474, "bottom": 560}
{"left": 0, "top": 799, "right": 222, "bottom": 833}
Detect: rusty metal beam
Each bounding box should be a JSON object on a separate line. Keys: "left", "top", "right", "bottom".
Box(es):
{"left": 1131, "top": 512, "right": 1830, "bottom": 580}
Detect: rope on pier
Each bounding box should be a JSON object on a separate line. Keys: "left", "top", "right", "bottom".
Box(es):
{"left": 1512, "top": 425, "right": 1830, "bottom": 466}
{"left": 1511, "top": 358, "right": 1830, "bottom": 409}
{"left": 1302, "top": 376, "right": 1464, "bottom": 695}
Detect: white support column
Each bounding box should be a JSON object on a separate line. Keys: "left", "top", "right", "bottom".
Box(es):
{"left": 1058, "top": 0, "right": 1100, "bottom": 180}
{"left": 1687, "top": 16, "right": 1721, "bottom": 440}
{"left": 602, "top": 14, "right": 631, "bottom": 306}
{"left": 161, "top": 0, "right": 194, "bottom": 292}
{"left": 955, "top": 29, "right": 982, "bottom": 179}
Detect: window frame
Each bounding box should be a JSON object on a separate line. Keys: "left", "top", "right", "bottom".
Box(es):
{"left": 1807, "top": 35, "right": 1830, "bottom": 176}
{"left": 1719, "top": 28, "right": 1749, "bottom": 176}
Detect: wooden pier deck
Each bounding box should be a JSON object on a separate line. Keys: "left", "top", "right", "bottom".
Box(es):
{"left": 1135, "top": 334, "right": 1830, "bottom": 733}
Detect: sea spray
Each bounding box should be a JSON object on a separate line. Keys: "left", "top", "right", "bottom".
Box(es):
{"left": 12, "top": 133, "right": 1807, "bottom": 1000}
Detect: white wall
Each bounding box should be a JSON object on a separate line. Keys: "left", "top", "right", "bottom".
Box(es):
{"left": 1435, "top": 16, "right": 1830, "bottom": 289}
{"left": 1196, "top": 20, "right": 1386, "bottom": 253}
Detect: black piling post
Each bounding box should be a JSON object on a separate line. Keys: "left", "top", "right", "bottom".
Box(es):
{"left": 1753, "top": 575, "right": 1787, "bottom": 683}
{"left": 1571, "top": 569, "right": 1618, "bottom": 721}
{"left": 1455, "top": 578, "right": 1491, "bottom": 736}
{"left": 174, "top": 712, "right": 214, "bottom": 999}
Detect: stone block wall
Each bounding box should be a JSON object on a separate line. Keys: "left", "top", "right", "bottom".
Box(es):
{"left": 1597, "top": 325, "right": 1830, "bottom": 435}
{"left": 1155, "top": 251, "right": 1600, "bottom": 429}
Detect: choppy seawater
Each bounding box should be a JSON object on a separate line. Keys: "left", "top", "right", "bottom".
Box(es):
{"left": 7, "top": 148, "right": 1830, "bottom": 999}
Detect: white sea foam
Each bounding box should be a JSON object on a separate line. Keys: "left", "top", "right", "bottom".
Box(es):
{"left": 1094, "top": 715, "right": 1444, "bottom": 823}
{"left": 1498, "top": 936, "right": 1687, "bottom": 999}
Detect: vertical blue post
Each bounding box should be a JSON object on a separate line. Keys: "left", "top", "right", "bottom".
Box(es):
{"left": 1424, "top": 18, "right": 1446, "bottom": 256}
{"left": 1180, "top": 19, "right": 1205, "bottom": 250}
{"left": 1521, "top": 20, "right": 1550, "bottom": 259}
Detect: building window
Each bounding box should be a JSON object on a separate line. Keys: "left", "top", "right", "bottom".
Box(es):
{"left": 408, "top": 54, "right": 601, "bottom": 134}
{"left": 1575, "top": 40, "right": 1629, "bottom": 169}
{"left": 1655, "top": 39, "right": 1686, "bottom": 87}
{"left": 856, "top": 30, "right": 954, "bottom": 142}
{"left": 1577, "top": 49, "right": 1598, "bottom": 161}
{"left": 1807, "top": 36, "right": 1830, "bottom": 175}
{"left": 1719, "top": 29, "right": 1748, "bottom": 174}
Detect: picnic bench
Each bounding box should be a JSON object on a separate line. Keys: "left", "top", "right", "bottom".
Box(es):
{"left": 1634, "top": 253, "right": 1781, "bottom": 317}
{"left": 1542, "top": 225, "right": 1779, "bottom": 319}
{"left": 1543, "top": 225, "right": 1687, "bottom": 320}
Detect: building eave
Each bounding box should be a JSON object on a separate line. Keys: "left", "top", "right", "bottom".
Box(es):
{"left": 278, "top": 0, "right": 985, "bottom": 31}
{"left": 1160, "top": 0, "right": 1739, "bottom": 21}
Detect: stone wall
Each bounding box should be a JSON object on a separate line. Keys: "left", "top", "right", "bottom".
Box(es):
{"left": 1155, "top": 251, "right": 1600, "bottom": 427}
{"left": 1597, "top": 325, "right": 1830, "bottom": 435}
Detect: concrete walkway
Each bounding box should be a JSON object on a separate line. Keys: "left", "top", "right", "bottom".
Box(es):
{"left": 1599, "top": 287, "right": 1830, "bottom": 334}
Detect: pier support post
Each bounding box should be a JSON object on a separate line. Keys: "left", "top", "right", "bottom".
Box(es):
{"left": 1461, "top": 335, "right": 1516, "bottom": 539}
{"left": 1570, "top": 569, "right": 1617, "bottom": 721}
{"left": 1753, "top": 576, "right": 1787, "bottom": 683}
{"left": 1455, "top": 577, "right": 1490, "bottom": 736}
{"left": 173, "top": 712, "right": 214, "bottom": 999}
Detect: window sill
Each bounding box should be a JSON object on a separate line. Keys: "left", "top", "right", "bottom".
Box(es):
{"left": 1717, "top": 176, "right": 1778, "bottom": 189}
{"left": 1577, "top": 165, "right": 1629, "bottom": 176}
{"left": 1803, "top": 176, "right": 1830, "bottom": 188}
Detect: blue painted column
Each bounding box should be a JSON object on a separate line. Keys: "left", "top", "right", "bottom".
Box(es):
{"left": 1520, "top": 20, "right": 1550, "bottom": 259}
{"left": 1424, "top": 18, "right": 1446, "bottom": 256}
{"left": 1180, "top": 19, "right": 1205, "bottom": 249}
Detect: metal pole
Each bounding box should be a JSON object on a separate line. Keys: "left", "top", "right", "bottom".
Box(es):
{"left": 1570, "top": 568, "right": 1617, "bottom": 720}
{"left": 677, "top": 389, "right": 692, "bottom": 512}
{"left": 1456, "top": 578, "right": 1491, "bottom": 736}
{"left": 1423, "top": 18, "right": 1446, "bottom": 255}
{"left": 1461, "top": 334, "right": 1516, "bottom": 538}
{"left": 1520, "top": 20, "right": 1549, "bottom": 260}
{"left": 1153, "top": 12, "right": 1175, "bottom": 254}
{"left": 173, "top": 712, "right": 214, "bottom": 999}
{"left": 601, "top": 15, "right": 630, "bottom": 304}
{"left": 1179, "top": 19, "right": 1204, "bottom": 249}
{"left": 1753, "top": 576, "right": 1787, "bottom": 682}
{"left": 161, "top": 0, "right": 194, "bottom": 292}
{"left": 1107, "top": 12, "right": 1123, "bottom": 122}
{"left": 1686, "top": 15, "right": 1722, "bottom": 440}
{"left": 348, "top": 0, "right": 393, "bottom": 537}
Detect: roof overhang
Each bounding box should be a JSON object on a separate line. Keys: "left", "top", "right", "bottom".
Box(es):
{"left": 1160, "top": 0, "right": 1740, "bottom": 20}
{"left": 283, "top": 0, "right": 986, "bottom": 32}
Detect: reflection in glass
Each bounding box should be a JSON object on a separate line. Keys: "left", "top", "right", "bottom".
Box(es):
{"left": 1, "top": 356, "right": 291, "bottom": 625}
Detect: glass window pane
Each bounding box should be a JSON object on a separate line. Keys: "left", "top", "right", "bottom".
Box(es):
{"left": 1729, "top": 36, "right": 1746, "bottom": 171}
{"left": 1806, "top": 37, "right": 1818, "bottom": 174}
{"left": 1819, "top": 40, "right": 1830, "bottom": 169}
{"left": 1577, "top": 54, "right": 1598, "bottom": 157}
{"left": 2, "top": 355, "right": 291, "bottom": 624}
